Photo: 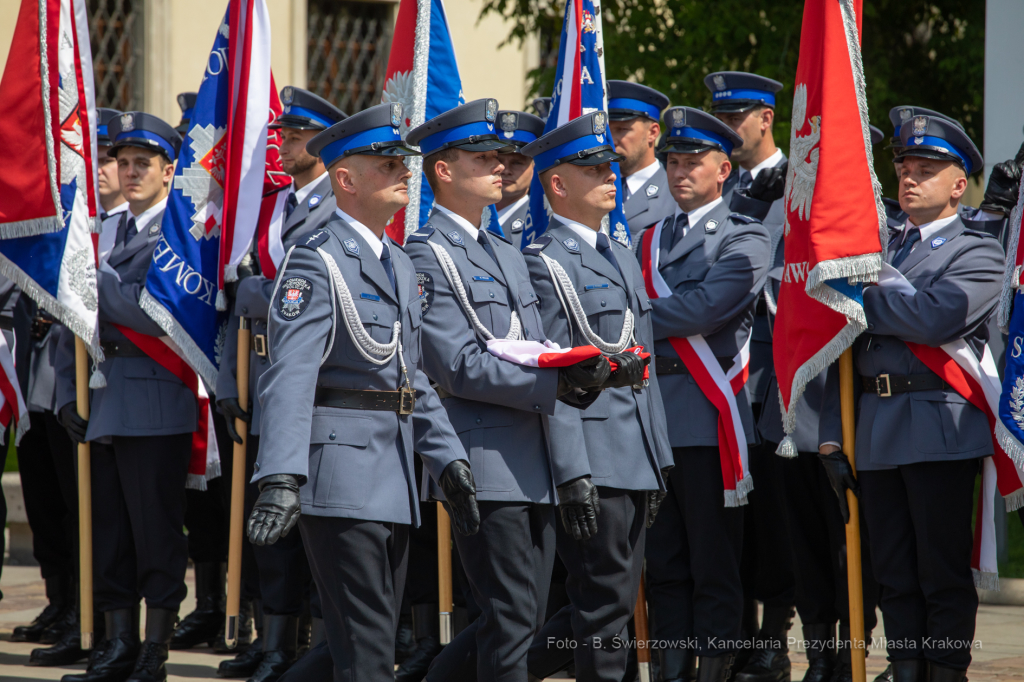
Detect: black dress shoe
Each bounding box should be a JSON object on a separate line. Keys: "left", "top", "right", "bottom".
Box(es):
{"left": 697, "top": 655, "right": 736, "bottom": 682}
{"left": 395, "top": 604, "right": 444, "bottom": 682}
{"left": 218, "top": 636, "right": 264, "bottom": 678}
{"left": 246, "top": 615, "right": 297, "bottom": 682}
{"left": 659, "top": 649, "right": 697, "bottom": 682}
{"left": 61, "top": 609, "right": 140, "bottom": 682}
{"left": 29, "top": 629, "right": 88, "bottom": 666}
{"left": 125, "top": 641, "right": 169, "bottom": 682}
{"left": 873, "top": 664, "right": 893, "bottom": 682}
{"left": 395, "top": 612, "right": 416, "bottom": 665}
{"left": 735, "top": 606, "right": 795, "bottom": 682}
{"left": 15, "top": 575, "right": 74, "bottom": 643}
{"left": 171, "top": 563, "right": 225, "bottom": 650}
{"left": 13, "top": 601, "right": 68, "bottom": 643}
{"left": 800, "top": 624, "right": 836, "bottom": 682}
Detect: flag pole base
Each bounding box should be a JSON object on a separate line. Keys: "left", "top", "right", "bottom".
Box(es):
{"left": 439, "top": 611, "right": 452, "bottom": 645}
{"left": 224, "top": 615, "right": 238, "bottom": 650}
{"left": 638, "top": 662, "right": 651, "bottom": 682}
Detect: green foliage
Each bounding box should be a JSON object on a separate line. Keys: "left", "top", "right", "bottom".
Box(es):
{"left": 480, "top": 0, "right": 985, "bottom": 198}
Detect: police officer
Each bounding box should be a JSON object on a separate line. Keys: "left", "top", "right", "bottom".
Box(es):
{"left": 754, "top": 127, "right": 881, "bottom": 682}
{"left": 244, "top": 102, "right": 480, "bottom": 682}
{"left": 215, "top": 85, "right": 346, "bottom": 681}
{"left": 607, "top": 81, "right": 675, "bottom": 242}
{"left": 638, "top": 107, "right": 770, "bottom": 682}
{"left": 55, "top": 112, "right": 192, "bottom": 682}
{"left": 175, "top": 92, "right": 197, "bottom": 135}
{"left": 520, "top": 111, "right": 672, "bottom": 681}
{"left": 818, "top": 116, "right": 1000, "bottom": 682}
{"left": 494, "top": 109, "right": 545, "bottom": 250}
{"left": 704, "top": 71, "right": 787, "bottom": 223}
{"left": 97, "top": 108, "right": 128, "bottom": 222}
{"left": 403, "top": 99, "right": 612, "bottom": 681}
{"left": 703, "top": 70, "right": 796, "bottom": 682}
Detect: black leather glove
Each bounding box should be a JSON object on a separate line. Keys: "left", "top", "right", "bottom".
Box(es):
{"left": 247, "top": 474, "right": 301, "bottom": 546}
{"left": 646, "top": 467, "right": 673, "bottom": 528}
{"left": 218, "top": 397, "right": 251, "bottom": 445}
{"left": 603, "top": 351, "right": 647, "bottom": 389}
{"left": 979, "top": 160, "right": 1022, "bottom": 216}
{"left": 557, "top": 477, "right": 600, "bottom": 541}
{"left": 818, "top": 449, "right": 860, "bottom": 524}
{"left": 557, "top": 355, "right": 611, "bottom": 396}
{"left": 747, "top": 160, "right": 788, "bottom": 203}
{"left": 224, "top": 253, "right": 260, "bottom": 301}
{"left": 439, "top": 460, "right": 480, "bottom": 536}
{"left": 57, "top": 402, "right": 89, "bottom": 444}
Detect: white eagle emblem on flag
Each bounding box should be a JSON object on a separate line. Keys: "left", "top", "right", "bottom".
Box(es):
{"left": 784, "top": 83, "right": 821, "bottom": 234}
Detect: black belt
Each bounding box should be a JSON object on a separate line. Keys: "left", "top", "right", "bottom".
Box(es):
{"left": 655, "top": 355, "right": 731, "bottom": 375}
{"left": 100, "top": 340, "right": 149, "bottom": 358}
{"left": 861, "top": 373, "right": 949, "bottom": 397}
{"left": 315, "top": 386, "right": 415, "bottom": 415}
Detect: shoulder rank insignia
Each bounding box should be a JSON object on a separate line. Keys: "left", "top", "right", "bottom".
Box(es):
{"left": 511, "top": 218, "right": 524, "bottom": 233}
{"left": 930, "top": 236, "right": 947, "bottom": 249}
{"left": 562, "top": 237, "right": 581, "bottom": 253}
{"left": 522, "top": 235, "right": 553, "bottom": 254}
{"left": 308, "top": 194, "right": 322, "bottom": 208}
{"left": 405, "top": 225, "right": 435, "bottom": 244}
{"left": 278, "top": 277, "right": 312, "bottom": 320}
{"left": 962, "top": 229, "right": 996, "bottom": 240}
{"left": 704, "top": 219, "right": 719, "bottom": 234}
{"left": 445, "top": 230, "right": 465, "bottom": 246}
{"left": 646, "top": 184, "right": 659, "bottom": 198}
{"left": 342, "top": 238, "right": 360, "bottom": 256}
{"left": 299, "top": 230, "right": 330, "bottom": 250}
{"left": 729, "top": 213, "right": 761, "bottom": 225}
{"left": 148, "top": 222, "right": 161, "bottom": 236}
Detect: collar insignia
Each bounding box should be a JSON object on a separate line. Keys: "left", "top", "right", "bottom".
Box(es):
{"left": 562, "top": 238, "right": 580, "bottom": 253}
{"left": 931, "top": 236, "right": 947, "bottom": 249}
{"left": 308, "top": 194, "right": 322, "bottom": 208}
{"left": 446, "top": 230, "right": 464, "bottom": 246}
{"left": 343, "top": 238, "right": 360, "bottom": 255}
{"left": 148, "top": 223, "right": 161, "bottom": 236}
{"left": 704, "top": 219, "right": 719, "bottom": 234}
{"left": 511, "top": 218, "right": 524, "bottom": 232}
{"left": 646, "top": 184, "right": 659, "bottom": 197}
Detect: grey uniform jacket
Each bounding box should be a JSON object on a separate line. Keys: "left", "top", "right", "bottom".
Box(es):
{"left": 819, "top": 217, "right": 1004, "bottom": 469}
{"left": 524, "top": 222, "right": 673, "bottom": 490}
{"left": 253, "top": 215, "right": 465, "bottom": 527}
{"left": 405, "top": 209, "right": 593, "bottom": 504}
{"left": 502, "top": 200, "right": 530, "bottom": 251}
{"left": 639, "top": 199, "right": 770, "bottom": 448}
{"left": 216, "top": 174, "right": 337, "bottom": 433}
{"left": 625, "top": 164, "right": 676, "bottom": 248}
{"left": 755, "top": 228, "right": 825, "bottom": 452}
{"left": 56, "top": 211, "right": 198, "bottom": 440}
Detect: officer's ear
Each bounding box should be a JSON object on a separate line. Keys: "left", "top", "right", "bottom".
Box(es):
{"left": 949, "top": 165, "right": 969, "bottom": 202}
{"left": 759, "top": 107, "right": 775, "bottom": 134}
{"left": 331, "top": 158, "right": 358, "bottom": 196}
{"left": 647, "top": 121, "right": 661, "bottom": 149}
{"left": 543, "top": 168, "right": 568, "bottom": 201}
{"left": 162, "top": 156, "right": 175, "bottom": 185}
{"left": 716, "top": 152, "right": 732, "bottom": 185}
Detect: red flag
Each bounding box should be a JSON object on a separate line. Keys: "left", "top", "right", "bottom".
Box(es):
{"left": 772, "top": 0, "right": 886, "bottom": 454}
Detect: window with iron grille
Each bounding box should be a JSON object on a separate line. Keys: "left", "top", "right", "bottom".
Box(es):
{"left": 308, "top": 0, "right": 393, "bottom": 115}
{"left": 89, "top": 0, "right": 144, "bottom": 111}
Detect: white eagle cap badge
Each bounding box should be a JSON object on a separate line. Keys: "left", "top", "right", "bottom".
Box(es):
{"left": 713, "top": 74, "right": 727, "bottom": 91}
{"left": 281, "top": 87, "right": 294, "bottom": 104}
{"left": 485, "top": 99, "right": 498, "bottom": 122}
{"left": 177, "top": 94, "right": 189, "bottom": 110}
{"left": 593, "top": 112, "right": 606, "bottom": 135}
{"left": 391, "top": 103, "right": 403, "bottom": 128}
{"left": 899, "top": 108, "right": 913, "bottom": 123}
{"left": 912, "top": 116, "right": 928, "bottom": 137}
{"left": 501, "top": 112, "right": 518, "bottom": 133}
{"left": 120, "top": 113, "right": 134, "bottom": 132}
{"left": 671, "top": 108, "right": 685, "bottom": 128}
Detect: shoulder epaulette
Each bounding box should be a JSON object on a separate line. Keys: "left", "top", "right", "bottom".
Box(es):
{"left": 297, "top": 229, "right": 331, "bottom": 250}
{"left": 521, "top": 234, "right": 553, "bottom": 255}
{"left": 729, "top": 213, "right": 762, "bottom": 225}
{"left": 962, "top": 228, "right": 997, "bottom": 240}
{"left": 405, "top": 223, "right": 435, "bottom": 244}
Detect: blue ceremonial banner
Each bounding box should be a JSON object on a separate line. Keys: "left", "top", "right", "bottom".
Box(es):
{"left": 138, "top": 8, "right": 231, "bottom": 384}
{"left": 996, "top": 185, "right": 1024, "bottom": 480}
{"left": 523, "top": 0, "right": 631, "bottom": 247}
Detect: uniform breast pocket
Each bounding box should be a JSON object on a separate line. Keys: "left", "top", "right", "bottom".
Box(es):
{"left": 469, "top": 281, "right": 509, "bottom": 336}
{"left": 580, "top": 289, "right": 627, "bottom": 340}
{"left": 345, "top": 298, "right": 396, "bottom": 363}
{"left": 308, "top": 414, "right": 374, "bottom": 509}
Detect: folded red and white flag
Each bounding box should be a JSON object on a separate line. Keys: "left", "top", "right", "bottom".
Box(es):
{"left": 486, "top": 339, "right": 649, "bottom": 376}
{"left": 878, "top": 264, "right": 1024, "bottom": 590}
{"left": 0, "top": 329, "right": 28, "bottom": 445}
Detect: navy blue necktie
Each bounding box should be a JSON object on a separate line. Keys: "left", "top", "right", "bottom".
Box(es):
{"left": 380, "top": 241, "right": 397, "bottom": 293}
{"left": 477, "top": 231, "right": 498, "bottom": 265}
{"left": 125, "top": 217, "right": 138, "bottom": 241}
{"left": 595, "top": 232, "right": 621, "bottom": 276}
{"left": 737, "top": 170, "right": 753, "bottom": 192}
{"left": 891, "top": 228, "right": 921, "bottom": 268}
{"left": 285, "top": 192, "right": 298, "bottom": 219}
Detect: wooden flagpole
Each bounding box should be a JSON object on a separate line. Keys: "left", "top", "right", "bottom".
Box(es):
{"left": 437, "top": 502, "right": 453, "bottom": 645}
{"left": 840, "top": 348, "right": 866, "bottom": 682}
{"left": 224, "top": 317, "right": 250, "bottom": 649}
{"left": 74, "top": 338, "right": 93, "bottom": 650}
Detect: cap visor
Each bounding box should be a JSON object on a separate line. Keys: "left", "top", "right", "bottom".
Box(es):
{"left": 272, "top": 115, "right": 328, "bottom": 131}
{"left": 109, "top": 139, "right": 171, "bottom": 158}
{"left": 608, "top": 110, "right": 653, "bottom": 122}
{"left": 710, "top": 101, "right": 764, "bottom": 114}
{"left": 659, "top": 141, "right": 721, "bottom": 155}
{"left": 895, "top": 147, "right": 966, "bottom": 169}
{"left": 454, "top": 139, "right": 516, "bottom": 153}
{"left": 368, "top": 144, "right": 421, "bottom": 157}
{"left": 567, "top": 149, "right": 623, "bottom": 166}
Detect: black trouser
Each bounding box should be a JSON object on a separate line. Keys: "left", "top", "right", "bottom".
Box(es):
{"left": 740, "top": 439, "right": 795, "bottom": 609}
{"left": 183, "top": 409, "right": 234, "bottom": 564}
{"left": 860, "top": 460, "right": 979, "bottom": 670}
{"left": 427, "top": 501, "right": 556, "bottom": 682}
{"left": 645, "top": 446, "right": 744, "bottom": 657}
{"left": 92, "top": 434, "right": 192, "bottom": 611}
{"left": 17, "top": 410, "right": 77, "bottom": 583}
{"left": 528, "top": 488, "right": 647, "bottom": 681}
{"left": 782, "top": 449, "right": 878, "bottom": 631}
{"left": 300, "top": 515, "right": 409, "bottom": 682}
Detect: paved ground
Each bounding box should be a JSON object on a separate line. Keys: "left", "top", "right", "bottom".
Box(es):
{"left": 1, "top": 565, "right": 1021, "bottom": 681}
